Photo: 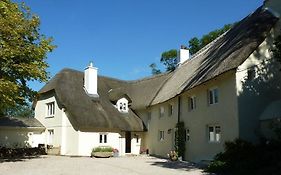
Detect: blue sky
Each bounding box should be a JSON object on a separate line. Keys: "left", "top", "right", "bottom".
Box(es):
{"left": 16, "top": 0, "right": 263, "bottom": 91}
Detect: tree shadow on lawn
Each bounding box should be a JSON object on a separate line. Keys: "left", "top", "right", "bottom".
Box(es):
{"left": 0, "top": 155, "right": 45, "bottom": 163}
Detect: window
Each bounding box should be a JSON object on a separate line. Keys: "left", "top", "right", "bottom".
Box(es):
{"left": 185, "top": 129, "right": 190, "bottom": 141}
{"left": 46, "top": 102, "right": 55, "bottom": 117}
{"left": 147, "top": 111, "right": 151, "bottom": 130}
{"left": 208, "top": 126, "right": 221, "bottom": 142}
{"left": 99, "top": 133, "right": 107, "bottom": 143}
{"left": 117, "top": 98, "right": 129, "bottom": 113}
{"left": 159, "top": 130, "right": 164, "bottom": 141}
{"left": 247, "top": 69, "right": 256, "bottom": 81}
{"left": 168, "top": 104, "right": 174, "bottom": 116}
{"left": 208, "top": 88, "right": 218, "bottom": 105}
{"left": 159, "top": 106, "right": 164, "bottom": 118}
{"left": 188, "top": 96, "right": 196, "bottom": 111}
{"left": 47, "top": 129, "right": 54, "bottom": 145}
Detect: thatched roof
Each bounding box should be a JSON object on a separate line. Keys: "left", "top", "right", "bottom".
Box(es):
{"left": 39, "top": 69, "right": 146, "bottom": 132}
{"left": 0, "top": 117, "right": 45, "bottom": 129}
{"left": 150, "top": 7, "right": 278, "bottom": 105}
{"left": 37, "top": 6, "right": 278, "bottom": 131}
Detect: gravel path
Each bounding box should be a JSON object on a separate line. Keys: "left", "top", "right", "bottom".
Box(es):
{"left": 0, "top": 155, "right": 211, "bottom": 175}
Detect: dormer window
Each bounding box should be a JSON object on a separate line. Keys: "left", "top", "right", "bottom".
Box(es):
{"left": 116, "top": 97, "right": 129, "bottom": 113}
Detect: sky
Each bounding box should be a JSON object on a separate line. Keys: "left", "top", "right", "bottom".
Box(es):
{"left": 15, "top": 0, "right": 263, "bottom": 91}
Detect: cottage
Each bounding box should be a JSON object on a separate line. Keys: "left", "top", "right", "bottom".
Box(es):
{"left": 33, "top": 0, "right": 281, "bottom": 162}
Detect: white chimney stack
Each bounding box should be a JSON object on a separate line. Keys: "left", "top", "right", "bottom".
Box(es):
{"left": 84, "top": 62, "right": 99, "bottom": 98}
{"left": 177, "top": 45, "right": 190, "bottom": 66}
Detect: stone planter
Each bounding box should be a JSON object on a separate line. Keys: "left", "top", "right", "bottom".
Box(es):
{"left": 91, "top": 152, "right": 113, "bottom": 158}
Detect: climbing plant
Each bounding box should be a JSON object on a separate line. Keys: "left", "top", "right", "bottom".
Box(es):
{"left": 175, "top": 121, "right": 186, "bottom": 160}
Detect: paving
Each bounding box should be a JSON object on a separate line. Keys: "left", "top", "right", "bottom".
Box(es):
{"left": 0, "top": 155, "right": 211, "bottom": 175}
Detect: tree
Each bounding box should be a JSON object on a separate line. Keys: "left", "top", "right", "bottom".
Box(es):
{"left": 160, "top": 49, "right": 178, "bottom": 71}
{"left": 189, "top": 24, "right": 233, "bottom": 55}
{"left": 4, "top": 103, "right": 34, "bottom": 118}
{"left": 272, "top": 33, "right": 281, "bottom": 64}
{"left": 0, "top": 0, "right": 56, "bottom": 115}
{"left": 149, "top": 63, "right": 161, "bottom": 75}
{"left": 175, "top": 121, "right": 186, "bottom": 160}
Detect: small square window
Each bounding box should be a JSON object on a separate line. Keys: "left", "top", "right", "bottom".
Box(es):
{"left": 159, "top": 107, "right": 164, "bottom": 118}
{"left": 159, "top": 130, "right": 164, "bottom": 141}
{"left": 209, "top": 88, "right": 218, "bottom": 105}
{"left": 168, "top": 104, "right": 173, "bottom": 116}
{"left": 99, "top": 133, "right": 108, "bottom": 144}
{"left": 188, "top": 96, "right": 196, "bottom": 111}
{"left": 46, "top": 102, "right": 55, "bottom": 117}
{"left": 208, "top": 125, "right": 221, "bottom": 142}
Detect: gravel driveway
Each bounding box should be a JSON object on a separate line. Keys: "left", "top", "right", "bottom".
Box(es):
{"left": 0, "top": 155, "right": 211, "bottom": 175}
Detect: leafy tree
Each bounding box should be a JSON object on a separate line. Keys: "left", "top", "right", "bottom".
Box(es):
{"left": 0, "top": 0, "right": 55, "bottom": 116}
{"left": 189, "top": 24, "right": 233, "bottom": 55}
{"left": 175, "top": 121, "right": 186, "bottom": 160}
{"left": 160, "top": 49, "right": 178, "bottom": 71}
{"left": 272, "top": 33, "right": 281, "bottom": 64}
{"left": 4, "top": 103, "right": 34, "bottom": 118}
{"left": 149, "top": 63, "right": 161, "bottom": 75}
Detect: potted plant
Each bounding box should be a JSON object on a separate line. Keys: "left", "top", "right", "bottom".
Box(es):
{"left": 91, "top": 146, "right": 113, "bottom": 158}
{"left": 113, "top": 148, "right": 119, "bottom": 157}
{"left": 167, "top": 150, "right": 178, "bottom": 161}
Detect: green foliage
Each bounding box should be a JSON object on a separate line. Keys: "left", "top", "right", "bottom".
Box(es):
{"left": 149, "top": 63, "right": 161, "bottom": 75}
{"left": 3, "top": 103, "right": 34, "bottom": 118}
{"left": 92, "top": 146, "right": 113, "bottom": 153}
{"left": 189, "top": 24, "right": 233, "bottom": 55}
{"left": 206, "top": 138, "right": 281, "bottom": 174}
{"left": 0, "top": 0, "right": 56, "bottom": 115}
{"left": 160, "top": 49, "right": 178, "bottom": 71}
{"left": 272, "top": 33, "right": 281, "bottom": 64}
{"left": 175, "top": 121, "right": 185, "bottom": 159}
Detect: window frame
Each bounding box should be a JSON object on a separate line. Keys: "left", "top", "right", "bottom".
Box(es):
{"left": 159, "top": 106, "right": 165, "bottom": 118}
{"left": 208, "top": 125, "right": 221, "bottom": 143}
{"left": 159, "top": 130, "right": 164, "bottom": 141}
{"left": 47, "top": 129, "right": 54, "bottom": 146}
{"left": 168, "top": 104, "right": 174, "bottom": 117}
{"left": 99, "top": 133, "right": 108, "bottom": 144}
{"left": 188, "top": 96, "right": 196, "bottom": 111}
{"left": 46, "top": 102, "right": 55, "bottom": 118}
{"left": 208, "top": 88, "right": 218, "bottom": 105}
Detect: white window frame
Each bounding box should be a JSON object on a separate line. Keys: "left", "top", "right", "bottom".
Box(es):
{"left": 168, "top": 104, "right": 174, "bottom": 117}
{"left": 208, "top": 88, "right": 218, "bottom": 105}
{"left": 188, "top": 96, "right": 196, "bottom": 111}
{"left": 46, "top": 102, "right": 55, "bottom": 117}
{"left": 117, "top": 98, "right": 129, "bottom": 113}
{"left": 47, "top": 129, "right": 54, "bottom": 145}
{"left": 99, "top": 133, "right": 108, "bottom": 144}
{"left": 208, "top": 125, "right": 221, "bottom": 143}
{"left": 185, "top": 128, "right": 190, "bottom": 142}
{"left": 159, "top": 130, "right": 164, "bottom": 141}
{"left": 159, "top": 106, "right": 164, "bottom": 118}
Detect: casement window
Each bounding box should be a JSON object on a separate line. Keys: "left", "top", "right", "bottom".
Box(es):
{"left": 147, "top": 111, "right": 151, "bottom": 130}
{"left": 168, "top": 104, "right": 174, "bottom": 116}
{"left": 185, "top": 129, "right": 190, "bottom": 141}
{"left": 117, "top": 98, "right": 129, "bottom": 113}
{"left": 159, "top": 130, "right": 164, "bottom": 141}
{"left": 208, "top": 88, "right": 218, "bottom": 105}
{"left": 208, "top": 126, "right": 221, "bottom": 142}
{"left": 159, "top": 106, "right": 165, "bottom": 118}
{"left": 99, "top": 133, "right": 107, "bottom": 144}
{"left": 247, "top": 69, "right": 256, "bottom": 81}
{"left": 188, "top": 96, "right": 196, "bottom": 111}
{"left": 47, "top": 129, "right": 54, "bottom": 145}
{"left": 46, "top": 102, "right": 55, "bottom": 117}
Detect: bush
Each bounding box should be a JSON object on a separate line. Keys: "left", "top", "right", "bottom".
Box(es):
{"left": 206, "top": 138, "right": 281, "bottom": 174}
{"left": 92, "top": 146, "right": 113, "bottom": 153}
{"left": 0, "top": 147, "right": 46, "bottom": 158}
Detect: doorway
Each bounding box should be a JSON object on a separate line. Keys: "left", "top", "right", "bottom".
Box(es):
{"left": 125, "top": 131, "right": 131, "bottom": 153}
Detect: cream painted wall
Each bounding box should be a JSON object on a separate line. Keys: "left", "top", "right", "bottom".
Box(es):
{"left": 180, "top": 72, "right": 239, "bottom": 162}
{"left": 35, "top": 93, "right": 63, "bottom": 148}
{"left": 145, "top": 98, "right": 178, "bottom": 158}
{"left": 0, "top": 128, "right": 44, "bottom": 148}
{"left": 236, "top": 22, "right": 281, "bottom": 142}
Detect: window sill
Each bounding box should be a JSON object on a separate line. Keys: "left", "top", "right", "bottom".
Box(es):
{"left": 45, "top": 116, "right": 54, "bottom": 119}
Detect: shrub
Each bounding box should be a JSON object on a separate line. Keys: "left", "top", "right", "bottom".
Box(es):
{"left": 92, "top": 146, "right": 113, "bottom": 153}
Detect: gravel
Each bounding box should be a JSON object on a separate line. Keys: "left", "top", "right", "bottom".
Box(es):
{"left": 0, "top": 155, "right": 211, "bottom": 175}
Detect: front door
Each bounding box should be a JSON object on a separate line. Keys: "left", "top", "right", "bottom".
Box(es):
{"left": 125, "top": 131, "right": 131, "bottom": 153}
